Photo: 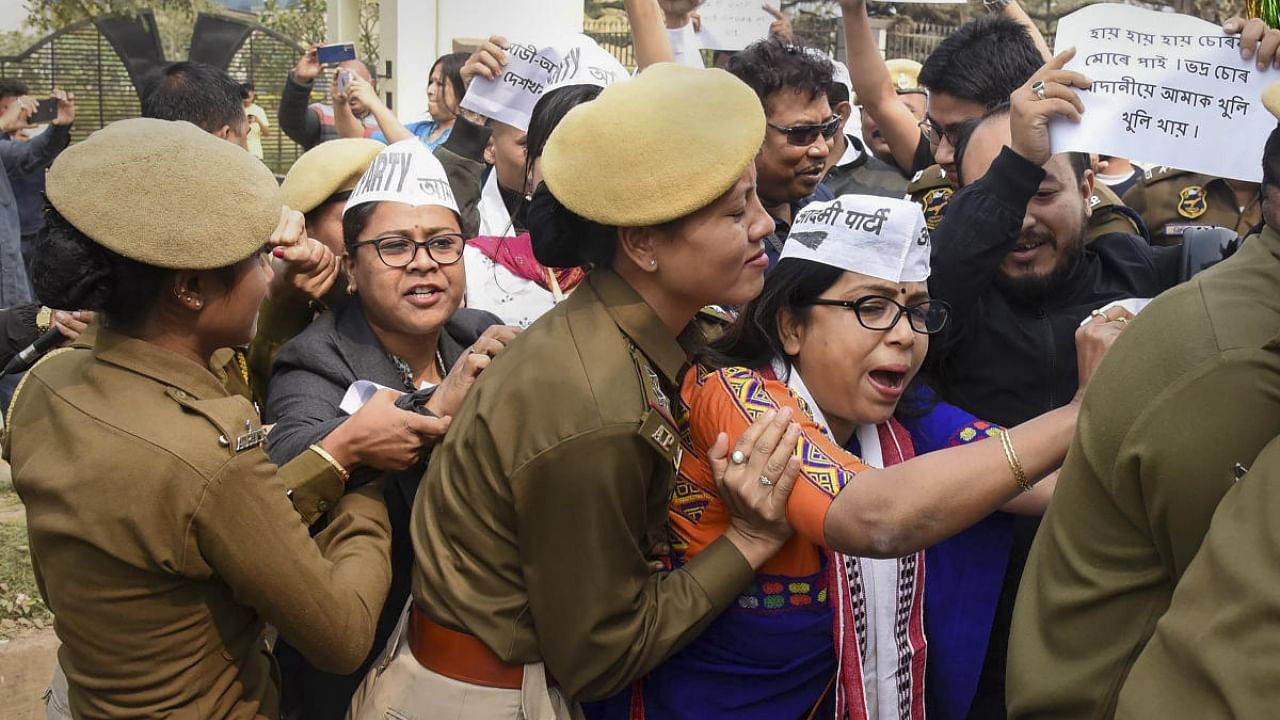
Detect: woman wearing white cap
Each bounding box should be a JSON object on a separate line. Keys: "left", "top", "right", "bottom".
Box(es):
{"left": 265, "top": 139, "right": 519, "bottom": 718}
{"left": 586, "top": 194, "right": 1126, "bottom": 719}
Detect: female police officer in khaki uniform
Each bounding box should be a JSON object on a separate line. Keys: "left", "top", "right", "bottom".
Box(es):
{"left": 4, "top": 118, "right": 443, "bottom": 719}
{"left": 348, "top": 64, "right": 805, "bottom": 719}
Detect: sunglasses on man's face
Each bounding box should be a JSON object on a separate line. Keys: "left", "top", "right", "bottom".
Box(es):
{"left": 767, "top": 115, "right": 842, "bottom": 147}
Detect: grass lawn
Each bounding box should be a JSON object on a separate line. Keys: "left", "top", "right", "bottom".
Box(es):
{"left": 0, "top": 475, "right": 51, "bottom": 639}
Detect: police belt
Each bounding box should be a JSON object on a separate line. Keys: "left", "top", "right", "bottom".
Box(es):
{"left": 408, "top": 607, "right": 559, "bottom": 690}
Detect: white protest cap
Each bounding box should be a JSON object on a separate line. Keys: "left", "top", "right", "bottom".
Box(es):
{"left": 831, "top": 60, "right": 854, "bottom": 98}
{"left": 781, "top": 194, "right": 932, "bottom": 283}
{"left": 543, "top": 34, "right": 629, "bottom": 96}
{"left": 344, "top": 139, "right": 460, "bottom": 218}
{"left": 460, "top": 34, "right": 626, "bottom": 132}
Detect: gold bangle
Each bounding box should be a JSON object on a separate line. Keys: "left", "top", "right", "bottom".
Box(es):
{"left": 1000, "top": 430, "right": 1032, "bottom": 493}
{"left": 309, "top": 444, "right": 350, "bottom": 483}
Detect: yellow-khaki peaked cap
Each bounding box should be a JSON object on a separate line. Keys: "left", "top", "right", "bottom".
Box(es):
{"left": 541, "top": 63, "right": 765, "bottom": 227}
{"left": 885, "top": 59, "right": 923, "bottom": 93}
{"left": 1264, "top": 79, "right": 1280, "bottom": 120}
{"left": 46, "top": 118, "right": 282, "bottom": 270}
{"left": 282, "top": 138, "right": 385, "bottom": 213}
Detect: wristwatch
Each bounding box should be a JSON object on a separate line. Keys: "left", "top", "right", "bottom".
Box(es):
{"left": 984, "top": 0, "right": 1012, "bottom": 12}
{"left": 35, "top": 306, "right": 53, "bottom": 333}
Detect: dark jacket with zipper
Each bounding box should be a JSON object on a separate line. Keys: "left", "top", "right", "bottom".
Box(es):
{"left": 925, "top": 146, "right": 1181, "bottom": 720}
{"left": 928, "top": 147, "right": 1181, "bottom": 429}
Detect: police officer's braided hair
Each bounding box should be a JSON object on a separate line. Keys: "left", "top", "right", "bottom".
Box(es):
{"left": 33, "top": 202, "right": 234, "bottom": 331}
{"left": 526, "top": 182, "right": 617, "bottom": 269}
{"left": 32, "top": 205, "right": 117, "bottom": 314}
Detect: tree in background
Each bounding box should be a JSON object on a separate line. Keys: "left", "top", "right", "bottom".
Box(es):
{"left": 358, "top": 0, "right": 379, "bottom": 63}
{"left": 258, "top": 0, "right": 326, "bottom": 45}
{"left": 22, "top": 0, "right": 220, "bottom": 59}
{"left": 16, "top": 0, "right": 381, "bottom": 61}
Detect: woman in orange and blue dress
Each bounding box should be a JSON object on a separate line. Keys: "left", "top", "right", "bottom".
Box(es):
{"left": 586, "top": 194, "right": 1127, "bottom": 719}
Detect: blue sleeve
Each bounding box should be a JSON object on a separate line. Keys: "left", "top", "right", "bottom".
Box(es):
{"left": 370, "top": 130, "right": 389, "bottom": 144}
{"left": 899, "top": 386, "right": 1004, "bottom": 454}
{"left": 902, "top": 388, "right": 1014, "bottom": 720}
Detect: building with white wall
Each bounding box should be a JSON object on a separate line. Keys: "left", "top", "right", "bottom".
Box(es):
{"left": 329, "top": 0, "right": 584, "bottom": 123}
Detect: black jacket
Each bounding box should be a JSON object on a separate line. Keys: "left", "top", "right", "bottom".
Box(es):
{"left": 278, "top": 73, "right": 332, "bottom": 151}
{"left": 264, "top": 299, "right": 501, "bottom": 719}
{"left": 928, "top": 147, "right": 1181, "bottom": 427}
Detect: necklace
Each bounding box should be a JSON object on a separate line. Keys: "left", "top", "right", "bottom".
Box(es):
{"left": 389, "top": 349, "right": 448, "bottom": 391}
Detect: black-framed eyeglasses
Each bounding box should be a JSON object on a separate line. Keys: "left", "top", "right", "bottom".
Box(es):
{"left": 809, "top": 295, "right": 951, "bottom": 335}
{"left": 350, "top": 233, "right": 466, "bottom": 268}
{"left": 918, "top": 116, "right": 961, "bottom": 148}
{"left": 767, "top": 115, "right": 841, "bottom": 147}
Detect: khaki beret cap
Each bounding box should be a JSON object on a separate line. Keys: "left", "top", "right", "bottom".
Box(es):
{"left": 541, "top": 63, "right": 765, "bottom": 227}
{"left": 282, "top": 138, "right": 385, "bottom": 214}
{"left": 46, "top": 118, "right": 282, "bottom": 270}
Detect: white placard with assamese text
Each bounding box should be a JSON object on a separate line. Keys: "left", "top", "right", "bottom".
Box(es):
{"left": 1050, "top": 3, "right": 1275, "bottom": 182}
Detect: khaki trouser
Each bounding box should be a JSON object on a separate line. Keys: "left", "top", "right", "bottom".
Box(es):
{"left": 43, "top": 660, "right": 71, "bottom": 720}
{"left": 347, "top": 604, "right": 583, "bottom": 720}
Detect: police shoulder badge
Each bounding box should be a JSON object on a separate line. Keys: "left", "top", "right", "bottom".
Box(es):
{"left": 1178, "top": 185, "right": 1208, "bottom": 219}
{"left": 921, "top": 187, "right": 953, "bottom": 230}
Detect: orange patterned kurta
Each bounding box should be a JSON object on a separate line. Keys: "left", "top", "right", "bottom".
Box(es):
{"left": 672, "top": 365, "right": 872, "bottom": 575}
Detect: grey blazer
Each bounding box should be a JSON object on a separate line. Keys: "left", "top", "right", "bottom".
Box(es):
{"left": 263, "top": 299, "right": 500, "bottom": 712}
{"left": 264, "top": 299, "right": 501, "bottom": 468}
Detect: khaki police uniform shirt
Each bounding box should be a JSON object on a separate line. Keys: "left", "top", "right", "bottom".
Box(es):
{"left": 908, "top": 164, "right": 1143, "bottom": 240}
{"left": 1123, "top": 167, "right": 1262, "bottom": 246}
{"left": 1006, "top": 226, "right": 1280, "bottom": 719}
{"left": 412, "top": 268, "right": 755, "bottom": 702}
{"left": 4, "top": 330, "right": 392, "bottom": 719}
{"left": 1114, "top": 431, "right": 1280, "bottom": 717}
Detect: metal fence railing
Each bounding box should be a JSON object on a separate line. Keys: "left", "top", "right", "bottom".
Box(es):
{"left": 0, "top": 19, "right": 142, "bottom": 150}
{"left": 583, "top": 16, "right": 961, "bottom": 69}
{"left": 584, "top": 18, "right": 638, "bottom": 69}
{"left": 225, "top": 25, "right": 316, "bottom": 175}
{"left": 883, "top": 22, "right": 960, "bottom": 63}
{"left": 0, "top": 13, "right": 315, "bottom": 177}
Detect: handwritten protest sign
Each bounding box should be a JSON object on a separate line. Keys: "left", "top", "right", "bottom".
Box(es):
{"left": 460, "top": 35, "right": 626, "bottom": 131}
{"left": 1050, "top": 3, "right": 1275, "bottom": 182}
{"left": 694, "top": 1, "right": 773, "bottom": 51}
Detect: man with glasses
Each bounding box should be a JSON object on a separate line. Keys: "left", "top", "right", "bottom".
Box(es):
{"left": 926, "top": 56, "right": 1187, "bottom": 720}
{"left": 727, "top": 39, "right": 840, "bottom": 266}
{"left": 841, "top": 2, "right": 1043, "bottom": 180}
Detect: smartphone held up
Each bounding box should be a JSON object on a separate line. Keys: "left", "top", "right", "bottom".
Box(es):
{"left": 26, "top": 98, "right": 59, "bottom": 125}
{"left": 316, "top": 42, "right": 357, "bottom": 66}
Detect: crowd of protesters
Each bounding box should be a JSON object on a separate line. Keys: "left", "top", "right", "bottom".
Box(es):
{"left": 2, "top": 0, "right": 1279, "bottom": 718}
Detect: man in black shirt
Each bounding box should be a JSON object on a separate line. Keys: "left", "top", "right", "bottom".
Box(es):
{"left": 934, "top": 97, "right": 1180, "bottom": 426}
{"left": 926, "top": 52, "right": 1182, "bottom": 720}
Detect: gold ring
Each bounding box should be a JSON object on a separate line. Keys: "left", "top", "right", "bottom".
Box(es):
{"left": 1090, "top": 308, "right": 1106, "bottom": 318}
{"left": 1113, "top": 316, "right": 1129, "bottom": 324}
